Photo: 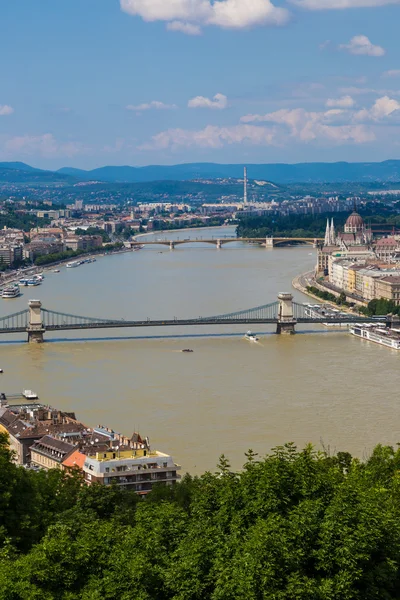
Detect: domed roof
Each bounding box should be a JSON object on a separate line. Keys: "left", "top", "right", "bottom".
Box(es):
{"left": 345, "top": 211, "right": 364, "bottom": 228}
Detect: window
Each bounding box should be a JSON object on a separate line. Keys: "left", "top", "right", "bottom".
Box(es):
{"left": 163, "top": 462, "right": 168, "bottom": 468}
{"left": 105, "top": 467, "right": 109, "bottom": 473}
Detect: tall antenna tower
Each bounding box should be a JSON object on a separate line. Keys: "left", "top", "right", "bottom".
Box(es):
{"left": 243, "top": 166, "right": 248, "bottom": 205}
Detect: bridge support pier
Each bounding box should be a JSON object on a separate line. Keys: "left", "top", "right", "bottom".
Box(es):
{"left": 169, "top": 241, "right": 175, "bottom": 250}
{"left": 27, "top": 300, "right": 45, "bottom": 343}
{"left": 265, "top": 237, "right": 274, "bottom": 248}
{"left": 216, "top": 239, "right": 222, "bottom": 249}
{"left": 276, "top": 292, "right": 296, "bottom": 335}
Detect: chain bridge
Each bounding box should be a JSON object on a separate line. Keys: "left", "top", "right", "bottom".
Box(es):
{"left": 0, "top": 295, "right": 389, "bottom": 342}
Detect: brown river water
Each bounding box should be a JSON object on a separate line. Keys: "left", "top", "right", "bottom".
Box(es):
{"left": 0, "top": 227, "right": 398, "bottom": 473}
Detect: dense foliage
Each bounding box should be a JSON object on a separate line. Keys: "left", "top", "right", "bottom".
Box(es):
{"left": 3, "top": 433, "right": 400, "bottom": 598}
{"left": 0, "top": 209, "right": 49, "bottom": 232}
{"left": 152, "top": 217, "right": 225, "bottom": 231}
{"left": 236, "top": 209, "right": 400, "bottom": 239}
{"left": 306, "top": 286, "right": 350, "bottom": 307}
{"left": 236, "top": 213, "right": 351, "bottom": 238}
{"left": 74, "top": 227, "right": 111, "bottom": 243}
{"left": 34, "top": 243, "right": 124, "bottom": 266}
{"left": 359, "top": 297, "right": 400, "bottom": 317}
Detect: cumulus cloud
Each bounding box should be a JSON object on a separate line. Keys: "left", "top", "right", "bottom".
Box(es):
{"left": 140, "top": 124, "right": 277, "bottom": 150}
{"left": 293, "top": 0, "right": 400, "bottom": 9}
{"left": 383, "top": 69, "right": 400, "bottom": 78}
{"left": 326, "top": 95, "right": 355, "bottom": 108}
{"left": 0, "top": 105, "right": 14, "bottom": 116}
{"left": 241, "top": 107, "right": 374, "bottom": 143}
{"left": 354, "top": 95, "right": 400, "bottom": 121}
{"left": 126, "top": 101, "right": 177, "bottom": 111}
{"left": 120, "top": 0, "right": 290, "bottom": 34}
{"left": 3, "top": 134, "right": 86, "bottom": 158}
{"left": 166, "top": 21, "right": 202, "bottom": 34}
{"left": 188, "top": 93, "right": 228, "bottom": 110}
{"left": 339, "top": 35, "right": 385, "bottom": 57}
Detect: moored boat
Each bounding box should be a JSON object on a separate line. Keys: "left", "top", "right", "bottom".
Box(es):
{"left": 349, "top": 324, "right": 400, "bottom": 350}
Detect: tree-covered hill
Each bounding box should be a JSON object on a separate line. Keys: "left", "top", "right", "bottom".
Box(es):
{"left": 2, "top": 433, "right": 400, "bottom": 598}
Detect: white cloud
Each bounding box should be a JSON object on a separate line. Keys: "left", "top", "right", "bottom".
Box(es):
{"left": 120, "top": 0, "right": 290, "bottom": 34}
{"left": 339, "top": 35, "right": 385, "bottom": 57}
{"left": 326, "top": 95, "right": 355, "bottom": 108}
{"left": 140, "top": 124, "right": 277, "bottom": 150}
{"left": 292, "top": 0, "right": 400, "bottom": 9}
{"left": 126, "top": 101, "right": 177, "bottom": 111}
{"left": 241, "top": 107, "right": 375, "bottom": 143}
{"left": 383, "top": 69, "right": 400, "bottom": 78}
{"left": 3, "top": 134, "right": 86, "bottom": 158}
{"left": 188, "top": 93, "right": 228, "bottom": 110}
{"left": 354, "top": 95, "right": 400, "bottom": 121}
{"left": 166, "top": 21, "right": 202, "bottom": 35}
{"left": 0, "top": 105, "right": 14, "bottom": 116}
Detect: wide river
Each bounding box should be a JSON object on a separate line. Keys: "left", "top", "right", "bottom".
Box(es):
{"left": 0, "top": 226, "right": 397, "bottom": 472}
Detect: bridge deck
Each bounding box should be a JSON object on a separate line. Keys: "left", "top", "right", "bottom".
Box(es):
{"left": 0, "top": 317, "right": 385, "bottom": 334}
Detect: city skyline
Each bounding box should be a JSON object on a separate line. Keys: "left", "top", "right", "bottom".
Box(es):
{"left": 2, "top": 0, "right": 400, "bottom": 168}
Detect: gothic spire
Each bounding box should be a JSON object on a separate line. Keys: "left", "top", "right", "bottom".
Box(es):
{"left": 324, "top": 218, "right": 330, "bottom": 246}
{"left": 330, "top": 218, "right": 335, "bottom": 245}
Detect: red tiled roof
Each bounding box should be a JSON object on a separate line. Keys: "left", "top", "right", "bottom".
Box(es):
{"left": 62, "top": 449, "right": 87, "bottom": 469}
{"left": 376, "top": 237, "right": 397, "bottom": 246}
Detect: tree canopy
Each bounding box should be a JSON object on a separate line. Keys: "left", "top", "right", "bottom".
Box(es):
{"left": 2, "top": 433, "right": 400, "bottom": 598}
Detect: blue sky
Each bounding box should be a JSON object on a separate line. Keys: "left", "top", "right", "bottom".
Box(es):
{"left": 1, "top": 0, "right": 400, "bottom": 169}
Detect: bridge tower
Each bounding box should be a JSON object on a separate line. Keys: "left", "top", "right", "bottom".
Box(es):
{"left": 216, "top": 239, "right": 222, "bottom": 249}
{"left": 386, "top": 314, "right": 400, "bottom": 329}
{"left": 27, "top": 300, "right": 45, "bottom": 343}
{"left": 169, "top": 241, "right": 175, "bottom": 250}
{"left": 276, "top": 293, "right": 296, "bottom": 335}
{"left": 265, "top": 237, "right": 274, "bottom": 248}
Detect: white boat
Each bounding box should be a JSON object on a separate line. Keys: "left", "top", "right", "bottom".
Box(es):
{"left": 18, "top": 278, "right": 29, "bottom": 286}
{"left": 33, "top": 274, "right": 44, "bottom": 281}
{"left": 349, "top": 324, "right": 400, "bottom": 350}
{"left": 66, "top": 261, "right": 81, "bottom": 268}
{"left": 53, "top": 269, "right": 60, "bottom": 273}
{"left": 2, "top": 286, "right": 21, "bottom": 299}
{"left": 27, "top": 279, "right": 41, "bottom": 286}
{"left": 23, "top": 390, "right": 38, "bottom": 400}
{"left": 244, "top": 331, "right": 259, "bottom": 342}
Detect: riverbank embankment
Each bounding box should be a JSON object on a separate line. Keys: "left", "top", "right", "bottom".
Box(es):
{"left": 292, "top": 272, "right": 367, "bottom": 313}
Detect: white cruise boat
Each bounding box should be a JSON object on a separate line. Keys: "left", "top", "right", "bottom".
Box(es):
{"left": 349, "top": 324, "right": 400, "bottom": 350}
{"left": 66, "top": 261, "right": 81, "bottom": 268}
{"left": 244, "top": 331, "right": 259, "bottom": 342}
{"left": 27, "top": 279, "right": 41, "bottom": 286}
{"left": 2, "top": 286, "right": 21, "bottom": 299}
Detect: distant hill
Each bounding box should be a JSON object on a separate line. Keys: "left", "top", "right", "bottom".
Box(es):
{"left": 2, "top": 160, "right": 400, "bottom": 185}
{"left": 0, "top": 163, "right": 76, "bottom": 185}
{"left": 57, "top": 161, "right": 400, "bottom": 184}
{"left": 0, "top": 161, "right": 39, "bottom": 172}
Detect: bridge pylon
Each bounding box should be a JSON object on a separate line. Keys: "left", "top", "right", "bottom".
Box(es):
{"left": 276, "top": 293, "right": 296, "bottom": 335}
{"left": 27, "top": 300, "right": 45, "bottom": 343}
{"left": 265, "top": 237, "right": 274, "bottom": 248}
{"left": 169, "top": 241, "right": 175, "bottom": 250}
{"left": 216, "top": 239, "right": 222, "bottom": 249}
